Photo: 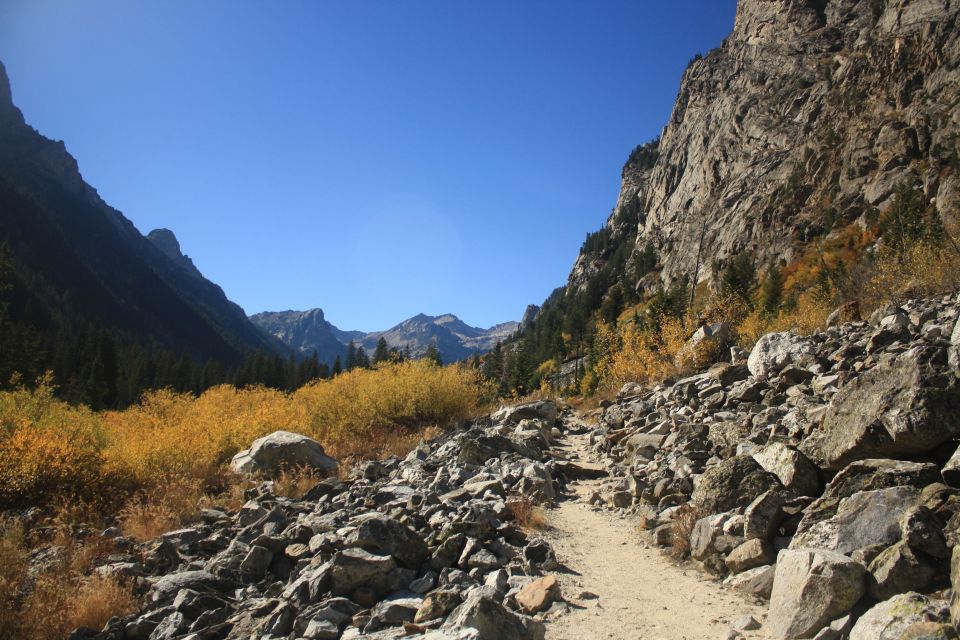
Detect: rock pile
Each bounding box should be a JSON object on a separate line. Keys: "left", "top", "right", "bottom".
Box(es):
{"left": 77, "top": 400, "right": 573, "bottom": 640}
{"left": 591, "top": 293, "right": 960, "bottom": 638}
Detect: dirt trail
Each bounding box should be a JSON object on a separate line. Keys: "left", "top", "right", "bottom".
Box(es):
{"left": 542, "top": 422, "right": 769, "bottom": 640}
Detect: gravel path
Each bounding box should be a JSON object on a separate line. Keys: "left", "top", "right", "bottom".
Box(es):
{"left": 541, "top": 425, "right": 770, "bottom": 640}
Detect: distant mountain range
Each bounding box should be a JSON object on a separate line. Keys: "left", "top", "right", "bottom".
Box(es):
{"left": 250, "top": 309, "right": 518, "bottom": 364}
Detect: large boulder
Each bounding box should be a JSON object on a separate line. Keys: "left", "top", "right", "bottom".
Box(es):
{"left": 814, "top": 459, "right": 941, "bottom": 505}
{"left": 953, "top": 545, "right": 960, "bottom": 627}
{"left": 748, "top": 332, "right": 814, "bottom": 380}
{"left": 491, "top": 400, "right": 558, "bottom": 425}
{"left": 230, "top": 431, "right": 338, "bottom": 476}
{"left": 515, "top": 575, "right": 560, "bottom": 614}
{"left": 328, "top": 548, "right": 396, "bottom": 597}
{"left": 950, "top": 316, "right": 960, "bottom": 371}
{"left": 345, "top": 512, "right": 429, "bottom": 569}
{"left": 802, "top": 346, "right": 960, "bottom": 470}
{"left": 441, "top": 592, "right": 542, "bottom": 640}
{"left": 791, "top": 486, "right": 920, "bottom": 555}
{"left": 849, "top": 592, "right": 950, "bottom": 640}
{"left": 752, "top": 442, "right": 820, "bottom": 497}
{"left": 867, "top": 540, "right": 935, "bottom": 599}
{"left": 675, "top": 322, "right": 731, "bottom": 368}
{"left": 792, "top": 459, "right": 938, "bottom": 546}
{"left": 691, "top": 456, "right": 783, "bottom": 515}
{"left": 767, "top": 549, "right": 866, "bottom": 640}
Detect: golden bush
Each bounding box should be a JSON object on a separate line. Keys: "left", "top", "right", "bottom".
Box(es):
{"left": 0, "top": 380, "right": 107, "bottom": 507}
{"left": 0, "top": 360, "right": 490, "bottom": 512}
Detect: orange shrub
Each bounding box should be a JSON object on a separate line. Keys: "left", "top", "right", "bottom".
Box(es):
{"left": 0, "top": 380, "right": 107, "bottom": 507}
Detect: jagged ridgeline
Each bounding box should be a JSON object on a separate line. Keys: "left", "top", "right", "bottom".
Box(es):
{"left": 502, "top": 0, "right": 960, "bottom": 394}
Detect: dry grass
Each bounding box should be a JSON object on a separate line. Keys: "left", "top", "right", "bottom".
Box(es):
{"left": 273, "top": 465, "right": 324, "bottom": 500}
{"left": 0, "top": 522, "right": 28, "bottom": 638}
{"left": 507, "top": 495, "right": 549, "bottom": 531}
{"left": 859, "top": 240, "right": 960, "bottom": 310}
{"left": 735, "top": 292, "right": 832, "bottom": 349}
{"left": 0, "top": 518, "right": 136, "bottom": 640}
{"left": 118, "top": 476, "right": 206, "bottom": 541}
{"left": 66, "top": 575, "right": 137, "bottom": 632}
{"left": 670, "top": 504, "right": 702, "bottom": 560}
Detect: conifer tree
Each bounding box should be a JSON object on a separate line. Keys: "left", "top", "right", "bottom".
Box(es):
{"left": 355, "top": 347, "right": 370, "bottom": 369}
{"left": 345, "top": 341, "right": 357, "bottom": 370}
{"left": 759, "top": 265, "right": 785, "bottom": 317}
{"left": 424, "top": 342, "right": 442, "bottom": 366}
{"left": 721, "top": 251, "right": 757, "bottom": 303}
{"left": 373, "top": 337, "right": 390, "bottom": 364}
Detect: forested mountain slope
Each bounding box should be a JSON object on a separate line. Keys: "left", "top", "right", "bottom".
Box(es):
{"left": 0, "top": 61, "right": 283, "bottom": 405}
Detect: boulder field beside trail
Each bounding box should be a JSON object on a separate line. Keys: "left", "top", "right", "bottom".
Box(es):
{"left": 591, "top": 293, "right": 960, "bottom": 639}
{"left": 68, "top": 292, "right": 960, "bottom": 640}
{"left": 77, "top": 400, "right": 571, "bottom": 640}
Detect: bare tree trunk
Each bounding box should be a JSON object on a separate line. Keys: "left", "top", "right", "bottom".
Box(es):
{"left": 688, "top": 219, "right": 707, "bottom": 316}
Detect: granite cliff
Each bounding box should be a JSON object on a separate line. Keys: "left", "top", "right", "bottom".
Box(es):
{"left": 568, "top": 0, "right": 960, "bottom": 296}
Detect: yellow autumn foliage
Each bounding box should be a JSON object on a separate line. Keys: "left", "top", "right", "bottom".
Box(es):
{"left": 0, "top": 360, "right": 492, "bottom": 509}
{"left": 0, "top": 378, "right": 107, "bottom": 506}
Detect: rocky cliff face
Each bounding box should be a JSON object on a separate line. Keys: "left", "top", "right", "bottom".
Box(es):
{"left": 146, "top": 228, "right": 203, "bottom": 279}
{"left": 250, "top": 308, "right": 353, "bottom": 364}
{"left": 569, "top": 0, "right": 960, "bottom": 295}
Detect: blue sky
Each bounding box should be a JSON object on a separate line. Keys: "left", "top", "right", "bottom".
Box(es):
{"left": 0, "top": 0, "right": 737, "bottom": 332}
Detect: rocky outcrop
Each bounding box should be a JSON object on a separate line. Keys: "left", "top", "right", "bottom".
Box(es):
{"left": 564, "top": 0, "right": 960, "bottom": 297}
{"left": 803, "top": 345, "right": 960, "bottom": 470}
{"left": 250, "top": 309, "right": 354, "bottom": 365}
{"left": 146, "top": 228, "right": 203, "bottom": 279}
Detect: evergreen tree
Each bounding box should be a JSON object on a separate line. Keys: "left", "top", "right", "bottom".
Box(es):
{"left": 758, "top": 265, "right": 784, "bottom": 317}
{"left": 482, "top": 342, "right": 505, "bottom": 391}
{"left": 721, "top": 251, "right": 757, "bottom": 303}
{"left": 880, "top": 183, "right": 940, "bottom": 260}
{"left": 508, "top": 336, "right": 534, "bottom": 395}
{"left": 332, "top": 355, "right": 342, "bottom": 376}
{"left": 424, "top": 342, "right": 442, "bottom": 366}
{"left": 373, "top": 337, "right": 391, "bottom": 364}
{"left": 345, "top": 341, "right": 357, "bottom": 370}
{"left": 355, "top": 347, "right": 370, "bottom": 369}
{"left": 599, "top": 283, "right": 625, "bottom": 324}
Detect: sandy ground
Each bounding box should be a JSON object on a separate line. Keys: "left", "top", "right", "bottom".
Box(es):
{"left": 540, "top": 428, "right": 770, "bottom": 640}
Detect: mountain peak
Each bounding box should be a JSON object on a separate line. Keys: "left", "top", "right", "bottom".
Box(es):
{"left": 0, "top": 61, "right": 25, "bottom": 128}
{"left": 0, "top": 61, "right": 11, "bottom": 106}
{"left": 147, "top": 228, "right": 203, "bottom": 278}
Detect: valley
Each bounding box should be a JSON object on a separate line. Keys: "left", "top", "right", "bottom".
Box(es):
{"left": 2, "top": 0, "right": 960, "bottom": 639}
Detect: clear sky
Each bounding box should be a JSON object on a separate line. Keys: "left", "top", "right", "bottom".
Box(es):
{"left": 0, "top": 0, "right": 737, "bottom": 332}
